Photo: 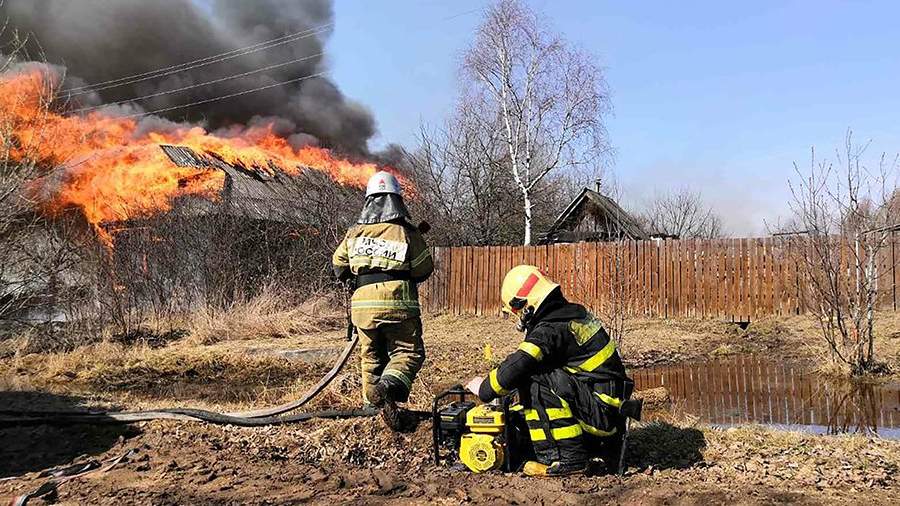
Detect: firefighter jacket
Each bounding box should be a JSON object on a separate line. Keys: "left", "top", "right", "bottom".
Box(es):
{"left": 477, "top": 291, "right": 626, "bottom": 403}
{"left": 332, "top": 220, "right": 433, "bottom": 330}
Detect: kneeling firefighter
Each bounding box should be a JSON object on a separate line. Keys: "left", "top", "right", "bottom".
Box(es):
{"left": 466, "top": 265, "right": 639, "bottom": 476}
{"left": 332, "top": 171, "right": 433, "bottom": 431}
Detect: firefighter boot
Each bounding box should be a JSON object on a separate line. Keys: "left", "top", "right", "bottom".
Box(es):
{"left": 369, "top": 379, "right": 414, "bottom": 432}
{"left": 523, "top": 460, "right": 587, "bottom": 477}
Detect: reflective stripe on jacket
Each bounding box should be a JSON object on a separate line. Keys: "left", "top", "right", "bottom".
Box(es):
{"left": 332, "top": 221, "right": 433, "bottom": 329}
{"left": 477, "top": 293, "right": 626, "bottom": 402}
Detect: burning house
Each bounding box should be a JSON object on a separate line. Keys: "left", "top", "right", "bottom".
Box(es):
{"left": 0, "top": 0, "right": 396, "bottom": 329}
{"left": 0, "top": 69, "right": 388, "bottom": 323}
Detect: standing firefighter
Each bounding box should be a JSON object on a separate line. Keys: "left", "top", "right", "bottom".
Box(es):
{"left": 466, "top": 265, "right": 640, "bottom": 476}
{"left": 332, "top": 171, "right": 433, "bottom": 430}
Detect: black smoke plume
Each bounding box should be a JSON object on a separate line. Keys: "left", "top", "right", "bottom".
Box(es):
{"left": 0, "top": 0, "right": 376, "bottom": 155}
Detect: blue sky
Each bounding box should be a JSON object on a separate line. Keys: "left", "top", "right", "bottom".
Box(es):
{"left": 325, "top": 1, "right": 900, "bottom": 235}
{"left": 197, "top": 0, "right": 900, "bottom": 235}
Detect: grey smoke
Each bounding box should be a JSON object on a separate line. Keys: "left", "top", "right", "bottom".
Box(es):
{"left": 0, "top": 0, "right": 376, "bottom": 155}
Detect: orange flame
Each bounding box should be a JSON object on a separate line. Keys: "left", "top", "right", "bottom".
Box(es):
{"left": 0, "top": 68, "right": 394, "bottom": 243}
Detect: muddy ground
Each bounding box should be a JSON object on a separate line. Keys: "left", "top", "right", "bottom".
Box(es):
{"left": 2, "top": 313, "right": 900, "bottom": 504}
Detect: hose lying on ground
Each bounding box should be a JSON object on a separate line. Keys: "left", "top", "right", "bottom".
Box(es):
{"left": 0, "top": 334, "right": 418, "bottom": 427}
{"left": 0, "top": 407, "right": 381, "bottom": 426}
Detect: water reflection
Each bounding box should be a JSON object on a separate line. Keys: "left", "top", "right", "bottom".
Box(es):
{"left": 633, "top": 355, "right": 900, "bottom": 438}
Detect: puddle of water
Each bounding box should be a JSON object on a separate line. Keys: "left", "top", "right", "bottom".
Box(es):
{"left": 633, "top": 354, "right": 900, "bottom": 438}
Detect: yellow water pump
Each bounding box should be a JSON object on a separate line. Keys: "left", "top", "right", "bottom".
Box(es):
{"left": 432, "top": 386, "right": 529, "bottom": 473}
{"left": 458, "top": 404, "right": 506, "bottom": 472}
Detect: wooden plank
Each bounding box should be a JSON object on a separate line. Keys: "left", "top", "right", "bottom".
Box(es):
{"left": 458, "top": 246, "right": 466, "bottom": 316}
{"left": 683, "top": 240, "right": 692, "bottom": 318}
{"left": 747, "top": 238, "right": 757, "bottom": 320}
{"left": 460, "top": 246, "right": 469, "bottom": 315}
{"left": 761, "top": 237, "right": 770, "bottom": 317}
{"left": 681, "top": 239, "right": 690, "bottom": 318}
{"left": 494, "top": 244, "right": 502, "bottom": 315}
{"left": 672, "top": 239, "right": 679, "bottom": 318}
{"left": 696, "top": 240, "right": 705, "bottom": 318}
{"left": 705, "top": 240, "right": 713, "bottom": 318}
{"left": 669, "top": 240, "right": 677, "bottom": 317}
{"left": 771, "top": 239, "right": 782, "bottom": 316}
{"left": 645, "top": 240, "right": 653, "bottom": 317}
{"left": 712, "top": 240, "right": 721, "bottom": 319}
{"left": 760, "top": 237, "right": 768, "bottom": 317}
{"left": 473, "top": 247, "right": 482, "bottom": 316}
{"left": 739, "top": 238, "right": 748, "bottom": 322}
{"left": 675, "top": 240, "right": 683, "bottom": 317}
{"left": 696, "top": 239, "right": 703, "bottom": 318}
{"left": 766, "top": 237, "right": 776, "bottom": 316}
{"left": 468, "top": 246, "right": 477, "bottom": 316}
{"left": 725, "top": 239, "right": 733, "bottom": 319}
{"left": 690, "top": 239, "right": 703, "bottom": 318}
{"left": 663, "top": 240, "right": 671, "bottom": 318}
{"left": 588, "top": 243, "right": 598, "bottom": 313}
{"left": 639, "top": 240, "right": 648, "bottom": 317}
{"left": 459, "top": 246, "right": 467, "bottom": 315}
{"left": 710, "top": 239, "right": 719, "bottom": 318}
{"left": 482, "top": 247, "right": 490, "bottom": 316}
{"left": 679, "top": 240, "right": 687, "bottom": 318}
{"left": 485, "top": 246, "right": 500, "bottom": 316}
{"left": 648, "top": 241, "right": 656, "bottom": 317}
{"left": 664, "top": 240, "right": 672, "bottom": 318}
{"left": 500, "top": 245, "right": 509, "bottom": 315}
{"left": 729, "top": 239, "right": 738, "bottom": 321}
{"left": 446, "top": 247, "right": 455, "bottom": 315}
{"left": 894, "top": 231, "right": 899, "bottom": 311}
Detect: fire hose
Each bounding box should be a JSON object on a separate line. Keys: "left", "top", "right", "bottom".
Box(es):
{"left": 0, "top": 336, "right": 366, "bottom": 505}
{"left": 0, "top": 333, "right": 374, "bottom": 427}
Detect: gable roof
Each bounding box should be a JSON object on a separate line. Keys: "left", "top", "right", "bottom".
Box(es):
{"left": 540, "top": 188, "right": 650, "bottom": 243}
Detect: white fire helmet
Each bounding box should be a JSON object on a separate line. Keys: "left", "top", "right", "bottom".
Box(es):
{"left": 365, "top": 171, "right": 402, "bottom": 197}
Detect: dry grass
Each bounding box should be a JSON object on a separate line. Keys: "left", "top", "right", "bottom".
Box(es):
{"left": 3, "top": 309, "right": 900, "bottom": 414}
{"left": 185, "top": 289, "right": 345, "bottom": 345}
{"left": 0, "top": 340, "right": 319, "bottom": 406}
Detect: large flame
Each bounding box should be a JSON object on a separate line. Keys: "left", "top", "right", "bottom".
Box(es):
{"left": 0, "top": 68, "right": 389, "bottom": 243}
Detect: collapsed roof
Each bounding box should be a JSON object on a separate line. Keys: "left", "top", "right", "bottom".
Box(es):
{"left": 159, "top": 144, "right": 333, "bottom": 223}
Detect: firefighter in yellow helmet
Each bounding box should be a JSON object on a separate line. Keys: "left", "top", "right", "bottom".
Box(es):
{"left": 466, "top": 265, "right": 639, "bottom": 476}
{"left": 332, "top": 171, "right": 433, "bottom": 431}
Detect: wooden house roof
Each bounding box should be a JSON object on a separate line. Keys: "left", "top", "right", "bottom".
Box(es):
{"left": 539, "top": 188, "right": 650, "bottom": 243}
{"left": 159, "top": 144, "right": 320, "bottom": 223}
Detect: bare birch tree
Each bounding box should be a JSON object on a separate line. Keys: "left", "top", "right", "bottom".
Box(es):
{"left": 641, "top": 187, "right": 725, "bottom": 239}
{"left": 406, "top": 100, "right": 581, "bottom": 246}
{"left": 463, "top": 0, "right": 611, "bottom": 245}
{"left": 788, "top": 131, "right": 899, "bottom": 375}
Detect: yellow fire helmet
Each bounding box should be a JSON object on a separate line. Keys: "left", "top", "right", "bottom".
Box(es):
{"left": 500, "top": 265, "right": 560, "bottom": 315}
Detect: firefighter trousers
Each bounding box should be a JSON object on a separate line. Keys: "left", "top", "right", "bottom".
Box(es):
{"left": 358, "top": 316, "right": 425, "bottom": 404}
{"left": 524, "top": 369, "right": 626, "bottom": 466}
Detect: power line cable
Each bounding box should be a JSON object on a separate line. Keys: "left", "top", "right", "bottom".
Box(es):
{"left": 121, "top": 70, "right": 327, "bottom": 120}
{"left": 70, "top": 52, "right": 324, "bottom": 114}
{"left": 61, "top": 23, "right": 333, "bottom": 96}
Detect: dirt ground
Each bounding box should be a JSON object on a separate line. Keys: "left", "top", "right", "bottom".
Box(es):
{"left": 2, "top": 313, "right": 900, "bottom": 504}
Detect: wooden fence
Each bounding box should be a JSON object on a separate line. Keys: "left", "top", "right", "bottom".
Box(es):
{"left": 419, "top": 234, "right": 900, "bottom": 321}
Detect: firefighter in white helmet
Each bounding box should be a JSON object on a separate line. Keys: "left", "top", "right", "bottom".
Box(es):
{"left": 466, "top": 265, "right": 639, "bottom": 476}
{"left": 332, "top": 171, "right": 433, "bottom": 431}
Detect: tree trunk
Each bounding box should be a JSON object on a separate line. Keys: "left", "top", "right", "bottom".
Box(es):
{"left": 523, "top": 191, "right": 532, "bottom": 246}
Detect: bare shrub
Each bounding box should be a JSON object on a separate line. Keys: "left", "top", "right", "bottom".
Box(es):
{"left": 640, "top": 187, "right": 725, "bottom": 239}
{"left": 787, "top": 131, "right": 899, "bottom": 375}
